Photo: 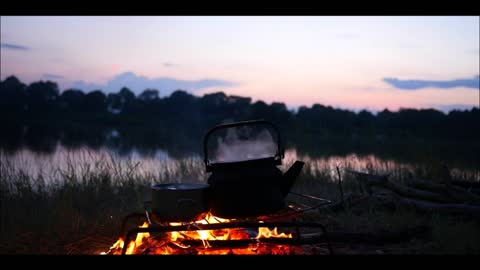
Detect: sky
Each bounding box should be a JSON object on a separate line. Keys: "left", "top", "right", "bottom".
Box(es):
{"left": 1, "top": 16, "right": 479, "bottom": 112}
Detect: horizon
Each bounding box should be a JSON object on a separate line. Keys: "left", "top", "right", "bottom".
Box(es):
{"left": 1, "top": 16, "right": 479, "bottom": 113}
{"left": 3, "top": 73, "right": 478, "bottom": 115}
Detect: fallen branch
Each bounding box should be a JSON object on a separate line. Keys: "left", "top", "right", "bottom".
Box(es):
{"left": 451, "top": 180, "right": 480, "bottom": 195}
{"left": 405, "top": 177, "right": 480, "bottom": 204}
{"left": 375, "top": 193, "right": 480, "bottom": 218}
{"left": 346, "top": 170, "right": 454, "bottom": 203}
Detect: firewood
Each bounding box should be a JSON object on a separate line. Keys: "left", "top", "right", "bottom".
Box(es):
{"left": 405, "top": 177, "right": 480, "bottom": 204}
{"left": 374, "top": 193, "right": 480, "bottom": 218}
{"left": 450, "top": 180, "right": 480, "bottom": 195}
{"left": 346, "top": 170, "right": 454, "bottom": 203}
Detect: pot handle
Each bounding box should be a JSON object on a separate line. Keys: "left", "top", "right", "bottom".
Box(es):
{"left": 144, "top": 200, "right": 152, "bottom": 211}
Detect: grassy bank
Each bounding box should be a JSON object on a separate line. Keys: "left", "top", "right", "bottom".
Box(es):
{"left": 1, "top": 153, "right": 479, "bottom": 254}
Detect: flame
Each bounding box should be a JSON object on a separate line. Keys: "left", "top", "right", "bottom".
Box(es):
{"left": 257, "top": 227, "right": 292, "bottom": 239}
{"left": 125, "top": 241, "right": 136, "bottom": 254}
{"left": 135, "top": 222, "right": 150, "bottom": 246}
{"left": 101, "top": 212, "right": 293, "bottom": 255}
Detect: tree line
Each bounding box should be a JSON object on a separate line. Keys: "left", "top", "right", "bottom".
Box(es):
{"left": 0, "top": 75, "right": 479, "bottom": 158}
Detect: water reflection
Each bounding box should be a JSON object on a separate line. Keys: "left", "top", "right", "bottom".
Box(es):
{"left": 1, "top": 144, "right": 203, "bottom": 183}
{"left": 1, "top": 123, "right": 478, "bottom": 171}
{"left": 2, "top": 144, "right": 478, "bottom": 184}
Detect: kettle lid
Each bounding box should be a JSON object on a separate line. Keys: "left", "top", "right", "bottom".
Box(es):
{"left": 203, "top": 120, "right": 284, "bottom": 172}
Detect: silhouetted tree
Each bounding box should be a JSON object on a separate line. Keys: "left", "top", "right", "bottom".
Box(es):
{"left": 138, "top": 89, "right": 159, "bottom": 101}
{"left": 117, "top": 87, "right": 136, "bottom": 113}
{"left": 106, "top": 93, "right": 122, "bottom": 113}
{"left": 84, "top": 90, "right": 106, "bottom": 112}
{"left": 1, "top": 75, "right": 479, "bottom": 158}
{"left": 0, "top": 76, "right": 27, "bottom": 115}
{"left": 59, "top": 89, "right": 85, "bottom": 112}
{"left": 25, "top": 80, "right": 59, "bottom": 113}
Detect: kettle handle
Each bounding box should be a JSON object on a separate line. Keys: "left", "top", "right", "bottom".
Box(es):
{"left": 203, "top": 119, "right": 284, "bottom": 170}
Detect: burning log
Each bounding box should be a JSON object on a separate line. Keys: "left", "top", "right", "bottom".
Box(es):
{"left": 179, "top": 237, "right": 326, "bottom": 247}
{"left": 163, "top": 225, "right": 429, "bottom": 248}
{"left": 114, "top": 225, "right": 428, "bottom": 255}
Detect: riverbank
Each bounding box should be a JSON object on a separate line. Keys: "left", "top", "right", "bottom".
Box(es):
{"left": 1, "top": 157, "right": 479, "bottom": 254}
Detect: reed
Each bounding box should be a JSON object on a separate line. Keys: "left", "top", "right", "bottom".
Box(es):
{"left": 1, "top": 150, "right": 479, "bottom": 254}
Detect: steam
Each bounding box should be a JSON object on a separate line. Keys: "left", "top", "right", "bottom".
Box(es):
{"left": 214, "top": 127, "right": 277, "bottom": 163}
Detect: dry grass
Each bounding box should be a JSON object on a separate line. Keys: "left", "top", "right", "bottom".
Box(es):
{"left": 1, "top": 151, "right": 479, "bottom": 254}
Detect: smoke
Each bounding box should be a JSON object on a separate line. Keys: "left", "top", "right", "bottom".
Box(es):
{"left": 213, "top": 127, "right": 278, "bottom": 163}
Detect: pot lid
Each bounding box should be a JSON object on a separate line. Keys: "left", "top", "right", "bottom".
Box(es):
{"left": 152, "top": 183, "right": 209, "bottom": 190}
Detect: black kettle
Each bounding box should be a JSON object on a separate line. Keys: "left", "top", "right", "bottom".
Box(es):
{"left": 203, "top": 120, "right": 304, "bottom": 218}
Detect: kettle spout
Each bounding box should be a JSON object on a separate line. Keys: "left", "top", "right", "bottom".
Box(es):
{"left": 280, "top": 160, "right": 305, "bottom": 196}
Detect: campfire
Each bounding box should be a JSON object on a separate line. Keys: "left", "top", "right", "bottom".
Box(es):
{"left": 100, "top": 121, "right": 334, "bottom": 255}
{"left": 101, "top": 212, "right": 302, "bottom": 255}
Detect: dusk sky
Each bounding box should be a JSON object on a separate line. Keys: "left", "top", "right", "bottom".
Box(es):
{"left": 1, "top": 16, "right": 479, "bottom": 112}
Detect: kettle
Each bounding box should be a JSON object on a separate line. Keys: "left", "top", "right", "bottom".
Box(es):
{"left": 203, "top": 120, "right": 304, "bottom": 218}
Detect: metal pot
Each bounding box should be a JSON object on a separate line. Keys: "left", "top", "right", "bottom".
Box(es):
{"left": 150, "top": 183, "right": 210, "bottom": 222}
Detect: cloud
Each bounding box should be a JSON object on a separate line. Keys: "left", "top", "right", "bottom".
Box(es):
{"left": 383, "top": 75, "right": 480, "bottom": 90}
{"left": 42, "top": 74, "right": 64, "bottom": 80}
{"left": 163, "top": 62, "right": 175, "bottom": 68}
{"left": 71, "top": 72, "right": 237, "bottom": 95}
{"left": 0, "top": 43, "right": 29, "bottom": 51}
